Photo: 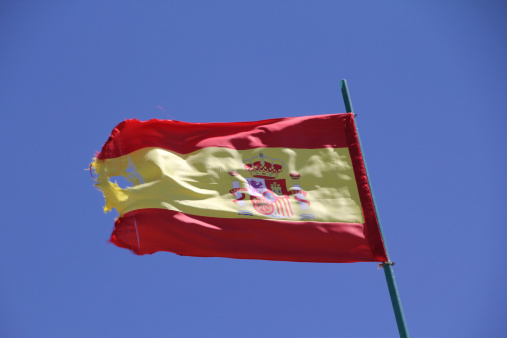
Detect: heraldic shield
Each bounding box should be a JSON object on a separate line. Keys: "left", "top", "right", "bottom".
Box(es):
{"left": 246, "top": 177, "right": 292, "bottom": 217}
{"left": 228, "top": 152, "right": 310, "bottom": 219}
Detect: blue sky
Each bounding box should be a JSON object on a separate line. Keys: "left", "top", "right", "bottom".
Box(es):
{"left": 1, "top": 1, "right": 506, "bottom": 337}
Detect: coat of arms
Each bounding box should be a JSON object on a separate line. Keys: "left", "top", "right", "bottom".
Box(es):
{"left": 228, "top": 153, "right": 311, "bottom": 219}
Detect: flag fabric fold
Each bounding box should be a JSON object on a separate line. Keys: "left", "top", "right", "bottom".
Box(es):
{"left": 92, "top": 113, "right": 387, "bottom": 263}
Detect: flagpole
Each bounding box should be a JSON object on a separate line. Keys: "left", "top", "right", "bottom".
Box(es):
{"left": 340, "top": 79, "right": 410, "bottom": 338}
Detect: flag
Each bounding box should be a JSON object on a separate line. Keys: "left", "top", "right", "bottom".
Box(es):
{"left": 92, "top": 113, "right": 388, "bottom": 263}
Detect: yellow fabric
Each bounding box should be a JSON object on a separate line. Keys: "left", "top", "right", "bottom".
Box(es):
{"left": 92, "top": 147, "right": 364, "bottom": 223}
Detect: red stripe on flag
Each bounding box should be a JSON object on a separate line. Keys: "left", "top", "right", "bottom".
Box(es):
{"left": 110, "top": 208, "right": 386, "bottom": 263}
{"left": 97, "top": 113, "right": 352, "bottom": 160}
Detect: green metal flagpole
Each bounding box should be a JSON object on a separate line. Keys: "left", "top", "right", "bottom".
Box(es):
{"left": 340, "top": 79, "right": 410, "bottom": 338}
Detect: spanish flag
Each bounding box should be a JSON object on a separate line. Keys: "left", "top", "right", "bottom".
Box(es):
{"left": 92, "top": 113, "right": 387, "bottom": 263}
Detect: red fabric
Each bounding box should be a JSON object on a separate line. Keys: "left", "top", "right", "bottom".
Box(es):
{"left": 97, "top": 113, "right": 351, "bottom": 160}
{"left": 111, "top": 208, "right": 384, "bottom": 263}
{"left": 344, "top": 116, "right": 387, "bottom": 261}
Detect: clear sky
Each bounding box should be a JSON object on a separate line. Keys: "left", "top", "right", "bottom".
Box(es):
{"left": 1, "top": 1, "right": 506, "bottom": 337}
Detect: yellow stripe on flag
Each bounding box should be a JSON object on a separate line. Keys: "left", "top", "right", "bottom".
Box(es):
{"left": 93, "top": 146, "right": 364, "bottom": 223}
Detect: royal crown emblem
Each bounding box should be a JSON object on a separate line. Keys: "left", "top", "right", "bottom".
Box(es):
{"left": 229, "top": 152, "right": 312, "bottom": 220}
{"left": 243, "top": 153, "right": 284, "bottom": 179}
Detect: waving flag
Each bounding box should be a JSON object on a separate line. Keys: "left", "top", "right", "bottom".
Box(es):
{"left": 92, "top": 113, "right": 387, "bottom": 263}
